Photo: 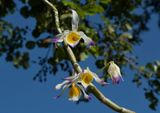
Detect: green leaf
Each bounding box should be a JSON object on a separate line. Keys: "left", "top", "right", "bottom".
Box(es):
{"left": 100, "top": 0, "right": 111, "bottom": 4}
{"left": 83, "top": 4, "right": 104, "bottom": 15}
{"left": 120, "top": 33, "right": 133, "bottom": 39}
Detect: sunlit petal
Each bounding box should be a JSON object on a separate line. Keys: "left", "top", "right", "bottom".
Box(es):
{"left": 55, "top": 80, "right": 70, "bottom": 90}
{"left": 79, "top": 31, "right": 94, "bottom": 46}
{"left": 71, "top": 9, "right": 79, "bottom": 31}
{"left": 77, "top": 84, "right": 91, "bottom": 100}
{"left": 92, "top": 72, "right": 108, "bottom": 85}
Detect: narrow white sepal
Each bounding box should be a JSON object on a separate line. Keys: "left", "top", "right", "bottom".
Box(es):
{"left": 77, "top": 84, "right": 90, "bottom": 100}
{"left": 55, "top": 80, "right": 69, "bottom": 90}
{"left": 80, "top": 81, "right": 89, "bottom": 89}
{"left": 92, "top": 72, "right": 105, "bottom": 84}
{"left": 71, "top": 9, "right": 79, "bottom": 31}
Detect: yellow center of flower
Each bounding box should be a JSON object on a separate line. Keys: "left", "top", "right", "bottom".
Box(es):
{"left": 69, "top": 83, "right": 80, "bottom": 98}
{"left": 66, "top": 32, "right": 81, "bottom": 45}
{"left": 81, "top": 71, "right": 93, "bottom": 85}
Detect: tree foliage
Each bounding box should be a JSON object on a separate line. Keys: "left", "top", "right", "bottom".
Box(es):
{"left": 0, "top": 0, "right": 160, "bottom": 110}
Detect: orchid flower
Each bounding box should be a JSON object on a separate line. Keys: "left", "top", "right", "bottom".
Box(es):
{"left": 79, "top": 67, "right": 107, "bottom": 88}
{"left": 53, "top": 10, "right": 94, "bottom": 47}
{"left": 64, "top": 67, "right": 107, "bottom": 88}
{"left": 107, "top": 61, "right": 124, "bottom": 84}
{"left": 55, "top": 73, "right": 90, "bottom": 102}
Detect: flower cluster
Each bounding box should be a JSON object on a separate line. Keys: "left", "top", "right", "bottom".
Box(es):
{"left": 55, "top": 68, "right": 107, "bottom": 101}
{"left": 53, "top": 10, "right": 94, "bottom": 47}
{"left": 53, "top": 9, "right": 123, "bottom": 102}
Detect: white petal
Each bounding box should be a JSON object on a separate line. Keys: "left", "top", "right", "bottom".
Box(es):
{"left": 80, "top": 81, "right": 88, "bottom": 89}
{"left": 92, "top": 72, "right": 107, "bottom": 85}
{"left": 64, "top": 73, "right": 80, "bottom": 82}
{"left": 108, "top": 61, "right": 121, "bottom": 77}
{"left": 71, "top": 10, "right": 79, "bottom": 31}
{"left": 54, "top": 85, "right": 69, "bottom": 99}
{"left": 77, "top": 84, "right": 91, "bottom": 100}
{"left": 56, "top": 33, "right": 63, "bottom": 38}
{"left": 62, "top": 83, "right": 71, "bottom": 90}
{"left": 52, "top": 38, "right": 63, "bottom": 43}
{"left": 79, "top": 31, "right": 94, "bottom": 45}
{"left": 53, "top": 31, "right": 69, "bottom": 43}
{"left": 55, "top": 80, "right": 69, "bottom": 90}
{"left": 68, "top": 96, "right": 80, "bottom": 101}
{"left": 63, "top": 30, "right": 70, "bottom": 35}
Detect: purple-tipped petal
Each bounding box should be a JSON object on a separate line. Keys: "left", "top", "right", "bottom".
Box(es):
{"left": 52, "top": 37, "right": 63, "bottom": 43}
{"left": 86, "top": 95, "right": 92, "bottom": 100}
{"left": 63, "top": 77, "right": 73, "bottom": 80}
{"left": 79, "top": 31, "right": 93, "bottom": 46}
{"left": 52, "top": 37, "right": 58, "bottom": 43}
{"left": 100, "top": 80, "right": 109, "bottom": 86}
{"left": 88, "top": 40, "right": 95, "bottom": 46}
{"left": 111, "top": 75, "right": 123, "bottom": 84}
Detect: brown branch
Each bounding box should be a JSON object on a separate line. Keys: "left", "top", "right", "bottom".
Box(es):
{"left": 87, "top": 84, "right": 135, "bottom": 113}
{"left": 43, "top": 0, "right": 136, "bottom": 113}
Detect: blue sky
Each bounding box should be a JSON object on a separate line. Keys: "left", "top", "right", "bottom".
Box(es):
{"left": 0, "top": 1, "right": 160, "bottom": 113}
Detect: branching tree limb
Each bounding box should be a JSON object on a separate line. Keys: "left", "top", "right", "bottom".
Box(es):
{"left": 43, "top": 0, "right": 136, "bottom": 113}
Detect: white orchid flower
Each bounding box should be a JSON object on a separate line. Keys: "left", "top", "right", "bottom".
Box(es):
{"left": 79, "top": 67, "right": 107, "bottom": 88}
{"left": 54, "top": 73, "right": 90, "bottom": 101}
{"left": 53, "top": 10, "right": 94, "bottom": 47}
{"left": 107, "top": 61, "right": 124, "bottom": 84}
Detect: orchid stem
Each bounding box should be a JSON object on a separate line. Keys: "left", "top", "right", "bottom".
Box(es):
{"left": 43, "top": 0, "right": 136, "bottom": 113}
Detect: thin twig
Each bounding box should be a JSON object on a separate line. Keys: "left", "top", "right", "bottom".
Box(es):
{"left": 43, "top": 0, "right": 136, "bottom": 113}
{"left": 44, "top": 0, "right": 62, "bottom": 33}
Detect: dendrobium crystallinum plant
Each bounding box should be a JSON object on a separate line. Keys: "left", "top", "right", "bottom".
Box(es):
{"left": 55, "top": 67, "right": 108, "bottom": 101}
{"left": 53, "top": 10, "right": 124, "bottom": 102}
{"left": 42, "top": 1, "right": 136, "bottom": 113}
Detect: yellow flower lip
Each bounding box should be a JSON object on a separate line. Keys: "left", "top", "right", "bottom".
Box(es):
{"left": 68, "top": 83, "right": 81, "bottom": 101}
{"left": 53, "top": 10, "right": 94, "bottom": 48}
{"left": 80, "top": 67, "right": 108, "bottom": 87}
{"left": 81, "top": 70, "right": 93, "bottom": 86}
{"left": 66, "top": 32, "right": 81, "bottom": 47}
